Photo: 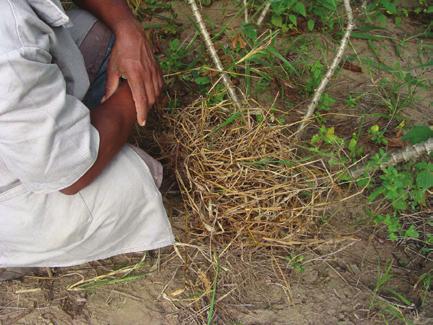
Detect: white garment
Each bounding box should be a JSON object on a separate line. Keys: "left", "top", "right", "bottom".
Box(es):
{"left": 0, "top": 0, "right": 174, "bottom": 267}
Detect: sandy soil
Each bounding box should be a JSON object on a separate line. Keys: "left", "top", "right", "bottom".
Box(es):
{"left": 1, "top": 223, "right": 432, "bottom": 324}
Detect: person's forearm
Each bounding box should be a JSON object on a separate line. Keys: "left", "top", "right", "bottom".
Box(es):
{"left": 73, "top": 0, "right": 137, "bottom": 34}
{"left": 61, "top": 82, "right": 136, "bottom": 195}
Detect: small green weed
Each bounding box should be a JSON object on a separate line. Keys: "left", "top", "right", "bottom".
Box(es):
{"left": 269, "top": 0, "right": 340, "bottom": 32}
{"left": 365, "top": 0, "right": 433, "bottom": 27}
{"left": 311, "top": 126, "right": 344, "bottom": 146}
{"left": 368, "top": 162, "right": 433, "bottom": 212}
{"left": 368, "top": 124, "right": 388, "bottom": 146}
{"left": 417, "top": 270, "right": 433, "bottom": 306}
{"left": 369, "top": 260, "right": 414, "bottom": 324}
{"left": 286, "top": 254, "right": 305, "bottom": 273}
{"left": 160, "top": 38, "right": 191, "bottom": 74}
{"left": 366, "top": 160, "right": 432, "bottom": 249}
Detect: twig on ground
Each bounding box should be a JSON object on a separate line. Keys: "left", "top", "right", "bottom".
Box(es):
{"left": 296, "top": 0, "right": 354, "bottom": 137}
{"left": 257, "top": 2, "right": 271, "bottom": 26}
{"left": 187, "top": 0, "right": 241, "bottom": 108}
{"left": 303, "top": 239, "right": 360, "bottom": 265}
{"left": 350, "top": 138, "right": 433, "bottom": 178}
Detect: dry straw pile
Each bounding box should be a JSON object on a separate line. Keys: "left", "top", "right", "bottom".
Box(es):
{"left": 160, "top": 100, "right": 336, "bottom": 251}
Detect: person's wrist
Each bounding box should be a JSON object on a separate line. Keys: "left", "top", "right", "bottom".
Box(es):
{"left": 111, "top": 17, "right": 141, "bottom": 37}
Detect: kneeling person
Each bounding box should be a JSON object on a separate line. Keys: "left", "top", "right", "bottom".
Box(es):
{"left": 0, "top": 0, "right": 174, "bottom": 275}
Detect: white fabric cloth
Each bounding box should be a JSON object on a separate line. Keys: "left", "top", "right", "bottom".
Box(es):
{"left": 0, "top": 0, "right": 174, "bottom": 267}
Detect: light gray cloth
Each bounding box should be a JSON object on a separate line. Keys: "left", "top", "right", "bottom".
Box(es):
{"left": 0, "top": 0, "right": 174, "bottom": 267}
{"left": 66, "top": 9, "right": 98, "bottom": 47}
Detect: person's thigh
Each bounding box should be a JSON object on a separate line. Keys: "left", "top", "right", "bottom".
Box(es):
{"left": 67, "top": 9, "right": 114, "bottom": 108}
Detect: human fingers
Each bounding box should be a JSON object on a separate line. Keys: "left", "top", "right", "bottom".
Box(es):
{"left": 103, "top": 64, "right": 121, "bottom": 102}
{"left": 126, "top": 70, "right": 150, "bottom": 126}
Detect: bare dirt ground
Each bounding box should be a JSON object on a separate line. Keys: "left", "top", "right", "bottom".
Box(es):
{"left": 1, "top": 1, "right": 432, "bottom": 324}
{"left": 1, "top": 221, "right": 432, "bottom": 324}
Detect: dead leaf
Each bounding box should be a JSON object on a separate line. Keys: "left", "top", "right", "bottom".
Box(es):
{"left": 169, "top": 288, "right": 185, "bottom": 297}
{"left": 387, "top": 136, "right": 405, "bottom": 148}
{"left": 231, "top": 34, "right": 247, "bottom": 50}
{"left": 198, "top": 270, "right": 211, "bottom": 293}
{"left": 341, "top": 61, "right": 363, "bottom": 73}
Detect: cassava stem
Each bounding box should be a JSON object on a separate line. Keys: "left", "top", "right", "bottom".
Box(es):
{"left": 187, "top": 0, "right": 241, "bottom": 108}
{"left": 296, "top": 0, "right": 354, "bottom": 137}
{"left": 244, "top": 0, "right": 249, "bottom": 23}
{"left": 350, "top": 138, "right": 433, "bottom": 178}
{"left": 257, "top": 2, "right": 271, "bottom": 26}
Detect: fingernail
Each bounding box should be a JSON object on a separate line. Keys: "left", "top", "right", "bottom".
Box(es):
{"left": 101, "top": 96, "right": 106, "bottom": 103}
{"left": 140, "top": 120, "right": 146, "bottom": 127}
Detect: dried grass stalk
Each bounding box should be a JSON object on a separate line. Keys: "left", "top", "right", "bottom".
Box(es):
{"left": 160, "top": 100, "right": 335, "bottom": 248}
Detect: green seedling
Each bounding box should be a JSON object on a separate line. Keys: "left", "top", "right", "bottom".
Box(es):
{"left": 286, "top": 254, "right": 305, "bottom": 273}
{"left": 311, "top": 126, "right": 344, "bottom": 146}
{"left": 369, "top": 124, "right": 388, "bottom": 146}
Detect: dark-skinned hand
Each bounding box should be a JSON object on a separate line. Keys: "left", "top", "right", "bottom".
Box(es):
{"left": 103, "top": 20, "right": 163, "bottom": 126}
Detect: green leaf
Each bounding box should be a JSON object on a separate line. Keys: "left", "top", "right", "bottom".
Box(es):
{"left": 311, "top": 134, "right": 321, "bottom": 145}
{"left": 384, "top": 214, "right": 401, "bottom": 233}
{"left": 307, "top": 19, "right": 315, "bottom": 31}
{"left": 370, "top": 124, "right": 380, "bottom": 134}
{"left": 271, "top": 0, "right": 296, "bottom": 15}
{"left": 271, "top": 15, "right": 284, "bottom": 28}
{"left": 386, "top": 288, "right": 413, "bottom": 306}
{"left": 288, "top": 14, "right": 297, "bottom": 26}
{"left": 377, "top": 13, "right": 388, "bottom": 26}
{"left": 404, "top": 225, "right": 420, "bottom": 239}
{"left": 211, "top": 112, "right": 242, "bottom": 134}
{"left": 374, "top": 214, "right": 386, "bottom": 224}
{"left": 293, "top": 2, "right": 306, "bottom": 17}
{"left": 194, "top": 76, "right": 210, "bottom": 85}
{"left": 241, "top": 23, "right": 257, "bottom": 41}
{"left": 416, "top": 170, "right": 433, "bottom": 189}
{"left": 319, "top": 93, "right": 336, "bottom": 111}
{"left": 320, "top": 0, "right": 337, "bottom": 11}
{"left": 368, "top": 187, "right": 384, "bottom": 202}
{"left": 266, "top": 46, "right": 298, "bottom": 75}
{"left": 416, "top": 162, "right": 433, "bottom": 172}
{"left": 402, "top": 125, "right": 433, "bottom": 144}
{"left": 412, "top": 188, "right": 426, "bottom": 205}
{"left": 426, "top": 6, "right": 433, "bottom": 13}
{"left": 392, "top": 198, "right": 407, "bottom": 211}
{"left": 356, "top": 175, "right": 370, "bottom": 187}
{"left": 380, "top": 0, "right": 398, "bottom": 14}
